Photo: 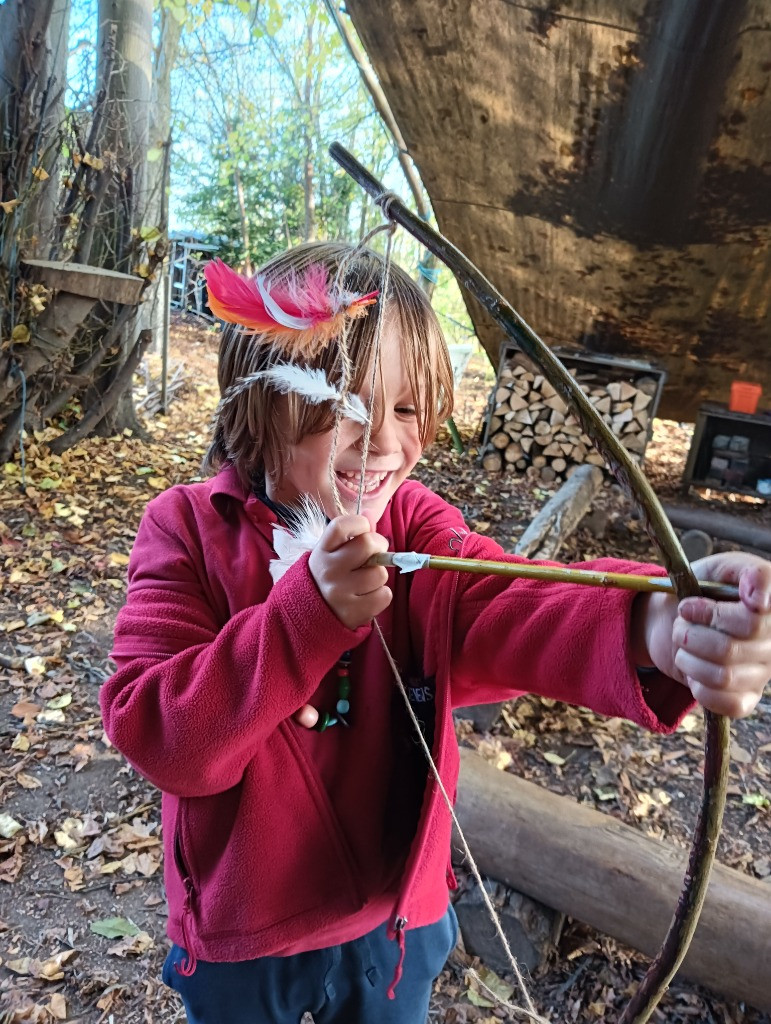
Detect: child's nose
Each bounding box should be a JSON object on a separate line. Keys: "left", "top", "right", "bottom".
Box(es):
{"left": 368, "top": 408, "right": 400, "bottom": 454}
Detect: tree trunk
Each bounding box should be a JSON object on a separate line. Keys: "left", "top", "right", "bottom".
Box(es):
{"left": 87, "top": 0, "right": 153, "bottom": 435}
{"left": 514, "top": 465, "right": 603, "bottom": 559}
{"left": 302, "top": 12, "right": 316, "bottom": 242}
{"left": 141, "top": 1, "right": 182, "bottom": 348}
{"left": 16, "top": 1, "right": 72, "bottom": 258}
{"left": 0, "top": 0, "right": 57, "bottom": 271}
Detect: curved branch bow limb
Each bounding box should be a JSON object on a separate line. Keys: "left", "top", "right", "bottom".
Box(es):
{"left": 329, "top": 142, "right": 731, "bottom": 1024}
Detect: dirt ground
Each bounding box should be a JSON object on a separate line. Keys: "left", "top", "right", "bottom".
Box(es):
{"left": 0, "top": 317, "right": 769, "bottom": 1023}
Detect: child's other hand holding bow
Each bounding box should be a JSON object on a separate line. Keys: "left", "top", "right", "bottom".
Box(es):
{"left": 632, "top": 552, "right": 771, "bottom": 718}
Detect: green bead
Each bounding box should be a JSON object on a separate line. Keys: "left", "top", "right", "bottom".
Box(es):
{"left": 338, "top": 678, "right": 351, "bottom": 698}
{"left": 317, "top": 711, "right": 331, "bottom": 732}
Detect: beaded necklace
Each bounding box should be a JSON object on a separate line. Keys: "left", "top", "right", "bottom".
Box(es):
{"left": 315, "top": 649, "right": 352, "bottom": 732}
{"left": 255, "top": 483, "right": 353, "bottom": 733}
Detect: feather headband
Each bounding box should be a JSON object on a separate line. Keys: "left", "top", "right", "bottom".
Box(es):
{"left": 204, "top": 258, "right": 378, "bottom": 358}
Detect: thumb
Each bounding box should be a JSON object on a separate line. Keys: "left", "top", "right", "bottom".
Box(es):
{"left": 690, "top": 552, "right": 771, "bottom": 613}
{"left": 738, "top": 562, "right": 771, "bottom": 613}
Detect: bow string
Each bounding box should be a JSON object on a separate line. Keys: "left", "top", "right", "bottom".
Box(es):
{"left": 329, "top": 141, "right": 731, "bottom": 1024}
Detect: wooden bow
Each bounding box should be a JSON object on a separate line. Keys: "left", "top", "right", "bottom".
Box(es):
{"left": 329, "top": 141, "right": 731, "bottom": 1024}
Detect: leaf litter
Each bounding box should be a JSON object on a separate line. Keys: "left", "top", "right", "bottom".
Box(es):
{"left": 0, "top": 318, "right": 768, "bottom": 1022}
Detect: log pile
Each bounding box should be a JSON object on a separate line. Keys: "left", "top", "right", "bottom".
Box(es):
{"left": 481, "top": 353, "right": 661, "bottom": 483}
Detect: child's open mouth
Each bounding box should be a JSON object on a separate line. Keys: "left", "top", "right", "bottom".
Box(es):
{"left": 335, "top": 469, "right": 392, "bottom": 498}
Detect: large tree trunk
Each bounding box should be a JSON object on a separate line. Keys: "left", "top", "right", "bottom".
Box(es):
{"left": 455, "top": 748, "right": 771, "bottom": 1013}
{"left": 142, "top": 2, "right": 183, "bottom": 348}
{"left": 7, "top": 0, "right": 72, "bottom": 258}
{"left": 88, "top": 0, "right": 153, "bottom": 436}
{"left": 0, "top": 0, "right": 65, "bottom": 441}
{"left": 0, "top": 0, "right": 57, "bottom": 269}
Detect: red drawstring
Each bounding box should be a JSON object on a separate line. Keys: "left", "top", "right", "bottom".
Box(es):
{"left": 386, "top": 917, "right": 407, "bottom": 1000}
{"left": 175, "top": 882, "right": 198, "bottom": 977}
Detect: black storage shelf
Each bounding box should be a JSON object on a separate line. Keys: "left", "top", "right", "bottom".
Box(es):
{"left": 682, "top": 403, "right": 771, "bottom": 499}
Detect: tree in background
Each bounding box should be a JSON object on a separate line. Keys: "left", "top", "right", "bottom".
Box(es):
{"left": 173, "top": 0, "right": 395, "bottom": 266}
{"left": 0, "top": 0, "right": 474, "bottom": 465}
{"left": 0, "top": 0, "right": 165, "bottom": 456}
{"left": 169, "top": 0, "right": 473, "bottom": 343}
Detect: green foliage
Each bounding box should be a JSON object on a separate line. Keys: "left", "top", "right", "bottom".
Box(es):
{"left": 170, "top": 0, "right": 390, "bottom": 266}
{"left": 166, "top": 0, "right": 477, "bottom": 343}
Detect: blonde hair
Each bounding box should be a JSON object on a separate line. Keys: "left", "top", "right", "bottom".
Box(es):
{"left": 204, "top": 241, "right": 454, "bottom": 491}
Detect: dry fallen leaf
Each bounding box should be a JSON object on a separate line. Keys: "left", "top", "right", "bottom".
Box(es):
{"left": 48, "top": 992, "right": 67, "bottom": 1020}
{"left": 731, "top": 742, "right": 753, "bottom": 765}
{"left": 107, "top": 929, "right": 155, "bottom": 957}
{"left": 0, "top": 814, "right": 22, "bottom": 839}
{"left": 11, "top": 701, "right": 41, "bottom": 721}
{"left": 15, "top": 772, "right": 41, "bottom": 789}
{"left": 6, "top": 948, "right": 78, "bottom": 981}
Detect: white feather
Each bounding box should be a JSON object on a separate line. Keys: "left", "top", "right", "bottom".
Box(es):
{"left": 338, "top": 392, "right": 369, "bottom": 425}
{"left": 269, "top": 495, "right": 328, "bottom": 583}
{"left": 221, "top": 362, "right": 371, "bottom": 428}
{"left": 260, "top": 364, "right": 340, "bottom": 403}
{"left": 219, "top": 372, "right": 267, "bottom": 407}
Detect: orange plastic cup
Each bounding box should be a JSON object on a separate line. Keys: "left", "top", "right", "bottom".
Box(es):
{"left": 729, "top": 381, "right": 761, "bottom": 414}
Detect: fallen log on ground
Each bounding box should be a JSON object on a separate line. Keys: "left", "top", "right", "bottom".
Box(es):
{"left": 454, "top": 748, "right": 771, "bottom": 1012}
{"left": 514, "top": 464, "right": 603, "bottom": 560}
{"left": 663, "top": 504, "right": 771, "bottom": 554}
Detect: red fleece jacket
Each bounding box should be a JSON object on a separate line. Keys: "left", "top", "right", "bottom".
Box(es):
{"left": 101, "top": 465, "right": 693, "bottom": 969}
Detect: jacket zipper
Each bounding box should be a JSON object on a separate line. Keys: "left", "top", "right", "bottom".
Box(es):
{"left": 389, "top": 553, "right": 462, "bottom": 992}
{"left": 173, "top": 822, "right": 198, "bottom": 976}
{"left": 281, "top": 721, "right": 368, "bottom": 908}
{"left": 113, "top": 649, "right": 174, "bottom": 659}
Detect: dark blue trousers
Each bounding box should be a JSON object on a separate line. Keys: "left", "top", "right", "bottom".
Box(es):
{"left": 163, "top": 905, "right": 458, "bottom": 1024}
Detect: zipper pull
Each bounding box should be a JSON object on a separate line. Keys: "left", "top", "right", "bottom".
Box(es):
{"left": 387, "top": 916, "right": 408, "bottom": 999}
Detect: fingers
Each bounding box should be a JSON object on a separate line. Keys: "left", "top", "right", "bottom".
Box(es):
{"left": 684, "top": 677, "right": 760, "bottom": 718}
{"left": 738, "top": 561, "right": 771, "bottom": 613}
{"left": 319, "top": 515, "right": 374, "bottom": 555}
{"left": 309, "top": 516, "right": 392, "bottom": 630}
{"left": 690, "top": 553, "right": 771, "bottom": 614}
{"left": 672, "top": 617, "right": 770, "bottom": 663}
{"left": 678, "top": 595, "right": 768, "bottom": 641}
{"left": 671, "top": 562, "right": 771, "bottom": 718}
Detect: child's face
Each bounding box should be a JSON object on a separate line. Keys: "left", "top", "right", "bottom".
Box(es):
{"left": 267, "top": 318, "right": 425, "bottom": 529}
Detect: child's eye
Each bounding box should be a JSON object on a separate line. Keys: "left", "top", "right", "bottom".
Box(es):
{"left": 395, "top": 405, "right": 417, "bottom": 416}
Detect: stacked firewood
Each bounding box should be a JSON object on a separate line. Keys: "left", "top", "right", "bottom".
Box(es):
{"left": 481, "top": 357, "right": 659, "bottom": 483}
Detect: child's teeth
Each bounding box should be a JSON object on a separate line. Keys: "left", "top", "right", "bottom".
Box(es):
{"left": 338, "top": 470, "right": 388, "bottom": 493}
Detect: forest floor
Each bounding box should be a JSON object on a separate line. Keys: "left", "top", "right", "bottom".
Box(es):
{"left": 0, "top": 316, "right": 769, "bottom": 1024}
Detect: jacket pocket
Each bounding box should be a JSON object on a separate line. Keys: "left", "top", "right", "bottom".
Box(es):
{"left": 179, "top": 725, "right": 366, "bottom": 942}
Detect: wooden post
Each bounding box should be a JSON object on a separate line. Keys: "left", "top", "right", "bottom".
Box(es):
{"left": 514, "top": 464, "right": 603, "bottom": 560}
{"left": 1, "top": 261, "right": 143, "bottom": 405}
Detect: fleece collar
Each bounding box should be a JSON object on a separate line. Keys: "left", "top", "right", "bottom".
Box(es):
{"left": 208, "top": 464, "right": 281, "bottom": 529}
{"left": 208, "top": 463, "right": 248, "bottom": 512}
